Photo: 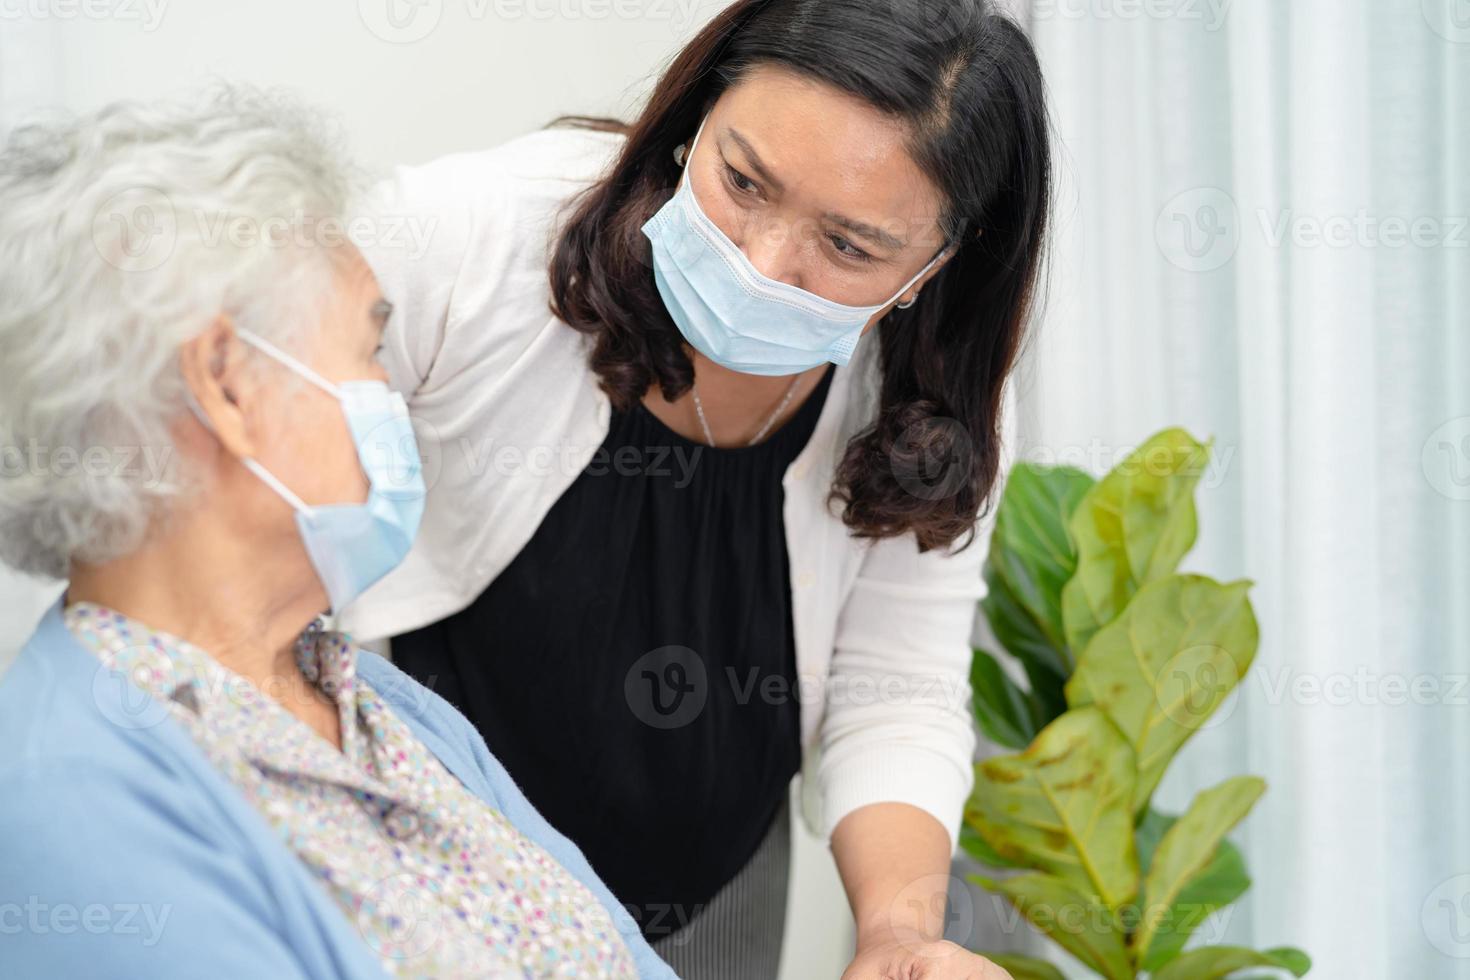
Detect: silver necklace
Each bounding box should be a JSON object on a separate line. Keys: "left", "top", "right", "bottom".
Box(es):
{"left": 691, "top": 375, "right": 803, "bottom": 448}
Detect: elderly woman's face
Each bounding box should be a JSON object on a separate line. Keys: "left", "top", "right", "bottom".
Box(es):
{"left": 685, "top": 64, "right": 950, "bottom": 326}
{"left": 245, "top": 251, "right": 392, "bottom": 512}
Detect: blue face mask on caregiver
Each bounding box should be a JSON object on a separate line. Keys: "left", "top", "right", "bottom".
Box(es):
{"left": 189, "top": 329, "right": 426, "bottom": 615}
{"left": 640, "top": 115, "right": 949, "bottom": 377}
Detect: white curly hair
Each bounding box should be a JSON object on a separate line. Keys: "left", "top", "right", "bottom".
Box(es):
{"left": 0, "top": 83, "right": 361, "bottom": 579}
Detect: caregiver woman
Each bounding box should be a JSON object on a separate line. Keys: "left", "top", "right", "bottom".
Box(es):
{"left": 342, "top": 1, "right": 1049, "bottom": 977}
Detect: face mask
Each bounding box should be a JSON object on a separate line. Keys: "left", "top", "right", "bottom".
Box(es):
{"left": 641, "top": 115, "right": 948, "bottom": 376}
{"left": 188, "top": 328, "right": 426, "bottom": 615}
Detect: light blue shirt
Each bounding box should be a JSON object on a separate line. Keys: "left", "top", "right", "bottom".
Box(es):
{"left": 0, "top": 598, "right": 678, "bottom": 979}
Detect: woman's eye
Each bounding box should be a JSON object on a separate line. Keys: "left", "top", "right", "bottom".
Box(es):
{"left": 724, "top": 164, "right": 759, "bottom": 196}
{"left": 829, "top": 234, "right": 873, "bottom": 263}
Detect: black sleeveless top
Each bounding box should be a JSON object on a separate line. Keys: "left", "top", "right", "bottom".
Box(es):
{"left": 391, "top": 365, "right": 834, "bottom": 937}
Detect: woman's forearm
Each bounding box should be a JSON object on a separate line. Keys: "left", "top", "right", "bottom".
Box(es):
{"left": 830, "top": 801, "right": 955, "bottom": 949}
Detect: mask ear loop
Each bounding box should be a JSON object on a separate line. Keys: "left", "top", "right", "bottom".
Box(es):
{"left": 235, "top": 328, "right": 342, "bottom": 400}
{"left": 885, "top": 242, "right": 953, "bottom": 311}
{"left": 240, "top": 457, "right": 317, "bottom": 517}
{"left": 185, "top": 331, "right": 330, "bottom": 517}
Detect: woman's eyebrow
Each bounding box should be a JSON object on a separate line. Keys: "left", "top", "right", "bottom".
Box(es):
{"left": 823, "top": 212, "right": 907, "bottom": 250}
{"left": 724, "top": 129, "right": 786, "bottom": 194}
{"left": 726, "top": 127, "right": 908, "bottom": 251}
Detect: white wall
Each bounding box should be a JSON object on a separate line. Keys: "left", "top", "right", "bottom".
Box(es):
{"left": 0, "top": 2, "right": 853, "bottom": 976}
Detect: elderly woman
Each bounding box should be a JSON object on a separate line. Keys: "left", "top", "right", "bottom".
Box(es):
{"left": 0, "top": 88, "right": 675, "bottom": 980}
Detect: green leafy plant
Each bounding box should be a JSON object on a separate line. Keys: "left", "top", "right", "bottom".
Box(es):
{"left": 962, "top": 428, "right": 1310, "bottom": 980}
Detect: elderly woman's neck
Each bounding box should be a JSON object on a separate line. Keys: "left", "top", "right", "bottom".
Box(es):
{"left": 66, "top": 524, "right": 327, "bottom": 690}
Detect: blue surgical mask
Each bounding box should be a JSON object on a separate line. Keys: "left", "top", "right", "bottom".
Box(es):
{"left": 641, "top": 115, "right": 948, "bottom": 376}
{"left": 191, "top": 329, "right": 426, "bottom": 615}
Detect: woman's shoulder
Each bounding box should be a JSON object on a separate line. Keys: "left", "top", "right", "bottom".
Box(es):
{"left": 357, "top": 125, "right": 626, "bottom": 394}
{"left": 368, "top": 125, "right": 626, "bottom": 237}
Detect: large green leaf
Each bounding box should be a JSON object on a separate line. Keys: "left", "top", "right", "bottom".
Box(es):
{"left": 983, "top": 562, "right": 1070, "bottom": 721}
{"left": 1135, "top": 777, "right": 1265, "bottom": 967}
{"left": 1134, "top": 810, "right": 1253, "bottom": 970}
{"left": 1061, "top": 429, "right": 1209, "bottom": 656}
{"left": 987, "top": 463, "right": 1095, "bottom": 663}
{"left": 1146, "top": 841, "right": 1252, "bottom": 970}
{"left": 1151, "top": 945, "right": 1311, "bottom": 979}
{"left": 971, "top": 648, "right": 1044, "bottom": 749}
{"left": 968, "top": 708, "right": 1139, "bottom": 908}
{"left": 980, "top": 953, "right": 1068, "bottom": 980}
{"left": 960, "top": 821, "right": 1032, "bottom": 871}
{"left": 970, "top": 873, "right": 1132, "bottom": 980}
{"left": 1065, "top": 574, "right": 1259, "bottom": 812}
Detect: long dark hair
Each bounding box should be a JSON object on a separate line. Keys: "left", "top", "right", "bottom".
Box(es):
{"left": 549, "top": 0, "right": 1050, "bottom": 552}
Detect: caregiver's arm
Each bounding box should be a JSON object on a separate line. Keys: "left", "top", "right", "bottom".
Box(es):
{"left": 823, "top": 542, "right": 1016, "bottom": 980}
{"left": 821, "top": 398, "right": 1017, "bottom": 979}
{"left": 832, "top": 801, "right": 953, "bottom": 948}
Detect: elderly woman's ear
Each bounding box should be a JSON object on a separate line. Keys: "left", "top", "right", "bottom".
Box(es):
{"left": 177, "top": 317, "right": 259, "bottom": 462}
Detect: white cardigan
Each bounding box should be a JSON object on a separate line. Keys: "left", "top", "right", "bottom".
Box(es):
{"left": 339, "top": 126, "right": 1004, "bottom": 850}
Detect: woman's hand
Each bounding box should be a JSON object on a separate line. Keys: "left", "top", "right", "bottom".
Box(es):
{"left": 841, "top": 937, "right": 1014, "bottom": 980}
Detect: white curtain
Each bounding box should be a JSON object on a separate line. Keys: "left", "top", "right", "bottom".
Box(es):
{"left": 959, "top": 0, "right": 1469, "bottom": 975}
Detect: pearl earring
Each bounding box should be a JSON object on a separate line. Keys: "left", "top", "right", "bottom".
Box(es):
{"left": 673, "top": 143, "right": 688, "bottom": 167}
